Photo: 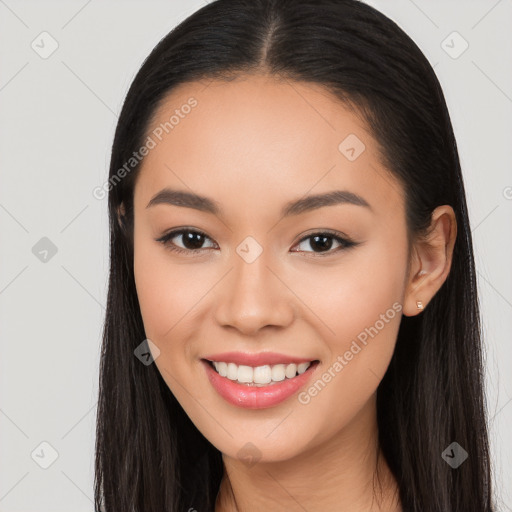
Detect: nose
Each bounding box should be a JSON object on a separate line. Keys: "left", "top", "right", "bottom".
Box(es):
{"left": 213, "top": 251, "right": 296, "bottom": 335}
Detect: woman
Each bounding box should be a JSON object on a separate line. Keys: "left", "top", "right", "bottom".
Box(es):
{"left": 95, "top": 0, "right": 495, "bottom": 510}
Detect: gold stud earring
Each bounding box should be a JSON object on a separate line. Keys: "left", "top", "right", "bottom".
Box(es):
{"left": 416, "top": 301, "right": 424, "bottom": 310}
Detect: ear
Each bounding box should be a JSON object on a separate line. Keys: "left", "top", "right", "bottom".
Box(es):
{"left": 403, "top": 205, "right": 457, "bottom": 317}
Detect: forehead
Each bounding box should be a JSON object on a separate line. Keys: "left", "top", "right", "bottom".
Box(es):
{"left": 134, "top": 74, "right": 404, "bottom": 221}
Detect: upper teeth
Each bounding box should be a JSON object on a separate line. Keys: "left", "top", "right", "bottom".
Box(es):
{"left": 212, "top": 361, "right": 312, "bottom": 385}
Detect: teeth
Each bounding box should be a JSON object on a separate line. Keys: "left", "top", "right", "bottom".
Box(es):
{"left": 254, "top": 365, "right": 271, "bottom": 384}
{"left": 297, "top": 362, "right": 310, "bottom": 374}
{"left": 271, "top": 364, "right": 286, "bottom": 382}
{"left": 285, "top": 363, "right": 297, "bottom": 379}
{"left": 237, "top": 365, "right": 253, "bottom": 383}
{"left": 226, "top": 362, "right": 238, "bottom": 380}
{"left": 212, "top": 360, "right": 313, "bottom": 386}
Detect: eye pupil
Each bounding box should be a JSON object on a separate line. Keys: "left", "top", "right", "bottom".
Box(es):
{"left": 182, "top": 231, "right": 205, "bottom": 250}
{"left": 310, "top": 235, "right": 333, "bottom": 252}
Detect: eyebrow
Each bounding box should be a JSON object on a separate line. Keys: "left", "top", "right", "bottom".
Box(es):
{"left": 146, "top": 188, "right": 371, "bottom": 216}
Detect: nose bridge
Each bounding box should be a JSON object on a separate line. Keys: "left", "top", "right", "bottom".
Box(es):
{"left": 214, "top": 239, "right": 295, "bottom": 334}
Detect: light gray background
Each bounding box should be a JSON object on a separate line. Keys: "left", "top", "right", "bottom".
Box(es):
{"left": 0, "top": 0, "right": 510, "bottom": 510}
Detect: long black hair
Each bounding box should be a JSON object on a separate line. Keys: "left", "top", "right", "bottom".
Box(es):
{"left": 95, "top": 1, "right": 495, "bottom": 510}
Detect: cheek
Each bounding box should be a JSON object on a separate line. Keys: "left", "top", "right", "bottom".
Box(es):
{"left": 133, "top": 235, "right": 217, "bottom": 358}
{"left": 307, "top": 226, "right": 408, "bottom": 338}
{"left": 290, "top": 233, "right": 407, "bottom": 428}
{"left": 134, "top": 246, "right": 173, "bottom": 339}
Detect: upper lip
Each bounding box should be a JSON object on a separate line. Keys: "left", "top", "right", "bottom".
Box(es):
{"left": 202, "top": 351, "right": 317, "bottom": 366}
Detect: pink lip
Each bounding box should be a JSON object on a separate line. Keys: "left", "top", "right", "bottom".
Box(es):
{"left": 202, "top": 351, "right": 315, "bottom": 366}
{"left": 201, "top": 359, "right": 320, "bottom": 409}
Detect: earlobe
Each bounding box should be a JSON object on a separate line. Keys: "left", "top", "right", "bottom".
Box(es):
{"left": 403, "top": 268, "right": 429, "bottom": 317}
{"left": 402, "top": 205, "right": 457, "bottom": 317}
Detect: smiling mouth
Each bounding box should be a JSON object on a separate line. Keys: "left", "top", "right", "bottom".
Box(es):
{"left": 203, "top": 359, "right": 320, "bottom": 387}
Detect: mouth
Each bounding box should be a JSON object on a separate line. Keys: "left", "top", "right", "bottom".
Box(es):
{"left": 201, "top": 358, "right": 321, "bottom": 409}
{"left": 202, "top": 359, "right": 320, "bottom": 387}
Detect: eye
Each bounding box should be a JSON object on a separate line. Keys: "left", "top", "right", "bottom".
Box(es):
{"left": 291, "top": 230, "right": 358, "bottom": 256}
{"left": 156, "top": 228, "right": 358, "bottom": 257}
{"left": 155, "top": 228, "right": 217, "bottom": 255}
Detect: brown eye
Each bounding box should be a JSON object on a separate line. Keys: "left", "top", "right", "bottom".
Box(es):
{"left": 292, "top": 231, "right": 357, "bottom": 256}
{"left": 156, "top": 229, "right": 217, "bottom": 254}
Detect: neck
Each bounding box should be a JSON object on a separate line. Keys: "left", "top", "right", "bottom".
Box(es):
{"left": 215, "top": 394, "right": 401, "bottom": 512}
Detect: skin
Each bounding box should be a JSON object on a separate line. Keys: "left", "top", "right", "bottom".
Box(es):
{"left": 128, "top": 73, "right": 456, "bottom": 511}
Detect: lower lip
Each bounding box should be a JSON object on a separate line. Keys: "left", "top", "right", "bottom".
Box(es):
{"left": 201, "top": 359, "right": 319, "bottom": 409}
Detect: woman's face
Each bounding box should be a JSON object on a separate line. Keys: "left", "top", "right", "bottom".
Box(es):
{"left": 132, "top": 74, "right": 411, "bottom": 462}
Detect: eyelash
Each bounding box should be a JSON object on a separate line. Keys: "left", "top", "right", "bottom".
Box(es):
{"left": 155, "top": 228, "right": 359, "bottom": 257}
